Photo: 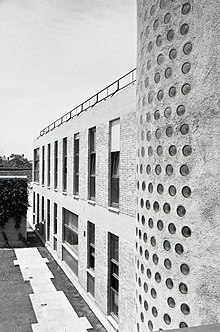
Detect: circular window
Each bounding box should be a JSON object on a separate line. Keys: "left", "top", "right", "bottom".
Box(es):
{"left": 166, "top": 278, "right": 173, "bottom": 289}
{"left": 157, "top": 220, "right": 164, "bottom": 230}
{"left": 180, "top": 263, "right": 190, "bottom": 275}
{"left": 169, "top": 185, "right": 177, "bottom": 196}
{"left": 164, "top": 240, "right": 171, "bottom": 251}
{"left": 168, "top": 223, "right": 176, "bottom": 234}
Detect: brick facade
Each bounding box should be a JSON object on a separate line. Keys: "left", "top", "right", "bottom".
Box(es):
{"left": 32, "top": 84, "right": 136, "bottom": 331}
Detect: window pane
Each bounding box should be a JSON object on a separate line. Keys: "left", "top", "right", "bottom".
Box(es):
{"left": 54, "top": 203, "right": 57, "bottom": 234}
{"left": 87, "top": 273, "right": 95, "bottom": 297}
{"left": 63, "top": 209, "right": 78, "bottom": 254}
{"left": 74, "top": 135, "right": 79, "bottom": 195}
{"left": 110, "top": 289, "right": 118, "bottom": 317}
{"left": 64, "top": 225, "right": 78, "bottom": 254}
{"left": 90, "top": 176, "right": 95, "bottom": 199}
{"left": 111, "top": 152, "right": 119, "bottom": 207}
{"left": 112, "top": 152, "right": 119, "bottom": 176}
{"left": 111, "top": 178, "right": 119, "bottom": 206}
{"left": 62, "top": 246, "right": 78, "bottom": 276}
{"left": 54, "top": 141, "right": 58, "bottom": 189}
{"left": 90, "top": 154, "right": 96, "bottom": 175}
{"left": 90, "top": 128, "right": 96, "bottom": 152}
{"left": 63, "top": 138, "right": 67, "bottom": 191}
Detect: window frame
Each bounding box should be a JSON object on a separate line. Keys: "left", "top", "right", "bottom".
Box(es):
{"left": 110, "top": 119, "right": 120, "bottom": 208}
{"left": 54, "top": 203, "right": 57, "bottom": 235}
{"left": 63, "top": 208, "right": 78, "bottom": 255}
{"left": 87, "top": 221, "right": 95, "bottom": 270}
{"left": 47, "top": 199, "right": 50, "bottom": 241}
{"left": 63, "top": 138, "right": 68, "bottom": 192}
{"left": 89, "top": 127, "right": 96, "bottom": 200}
{"left": 108, "top": 233, "right": 119, "bottom": 320}
{"left": 42, "top": 146, "right": 45, "bottom": 185}
{"left": 54, "top": 141, "right": 58, "bottom": 189}
{"left": 47, "top": 143, "right": 51, "bottom": 187}
{"left": 73, "top": 133, "right": 79, "bottom": 195}
{"left": 33, "top": 148, "right": 40, "bottom": 183}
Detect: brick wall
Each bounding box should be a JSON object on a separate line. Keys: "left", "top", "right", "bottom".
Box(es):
{"left": 119, "top": 239, "right": 136, "bottom": 332}
{"left": 95, "top": 225, "right": 108, "bottom": 314}
{"left": 79, "top": 130, "right": 88, "bottom": 201}
{"left": 96, "top": 123, "right": 110, "bottom": 208}
{"left": 120, "top": 112, "right": 136, "bottom": 217}
{"left": 78, "top": 216, "right": 88, "bottom": 290}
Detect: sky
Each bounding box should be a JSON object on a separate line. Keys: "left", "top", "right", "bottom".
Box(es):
{"left": 0, "top": 0, "right": 136, "bottom": 159}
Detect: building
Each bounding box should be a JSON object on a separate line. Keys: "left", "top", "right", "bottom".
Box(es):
{"left": 32, "top": 69, "right": 136, "bottom": 332}
{"left": 32, "top": 0, "right": 220, "bottom": 330}
{"left": 0, "top": 154, "right": 32, "bottom": 182}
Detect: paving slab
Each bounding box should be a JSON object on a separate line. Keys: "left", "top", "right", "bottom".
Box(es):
{"left": 31, "top": 316, "right": 91, "bottom": 332}
{"left": 14, "top": 247, "right": 92, "bottom": 332}
{"left": 38, "top": 246, "right": 108, "bottom": 332}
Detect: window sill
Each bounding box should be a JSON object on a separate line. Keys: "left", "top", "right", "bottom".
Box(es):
{"left": 33, "top": 182, "right": 39, "bottom": 185}
{"left": 62, "top": 191, "right": 67, "bottom": 195}
{"left": 88, "top": 200, "right": 96, "bottom": 206}
{"left": 87, "top": 268, "right": 95, "bottom": 278}
{"left": 47, "top": 186, "right": 50, "bottom": 189}
{"left": 108, "top": 207, "right": 120, "bottom": 214}
{"left": 73, "top": 195, "right": 79, "bottom": 200}
{"left": 62, "top": 243, "right": 78, "bottom": 261}
{"left": 53, "top": 234, "right": 57, "bottom": 239}
{"left": 54, "top": 188, "right": 58, "bottom": 192}
{"left": 107, "top": 315, "right": 118, "bottom": 331}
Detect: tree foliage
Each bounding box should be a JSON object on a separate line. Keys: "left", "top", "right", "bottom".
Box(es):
{"left": 0, "top": 178, "right": 29, "bottom": 229}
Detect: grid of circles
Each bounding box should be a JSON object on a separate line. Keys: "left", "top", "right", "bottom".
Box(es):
{"left": 137, "top": 1, "right": 193, "bottom": 331}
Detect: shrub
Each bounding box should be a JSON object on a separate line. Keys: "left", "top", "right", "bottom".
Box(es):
{"left": 0, "top": 177, "right": 29, "bottom": 229}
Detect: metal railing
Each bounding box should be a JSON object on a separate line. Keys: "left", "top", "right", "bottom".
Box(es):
{"left": 37, "top": 68, "right": 136, "bottom": 138}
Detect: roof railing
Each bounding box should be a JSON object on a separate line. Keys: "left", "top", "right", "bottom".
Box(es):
{"left": 37, "top": 68, "right": 136, "bottom": 138}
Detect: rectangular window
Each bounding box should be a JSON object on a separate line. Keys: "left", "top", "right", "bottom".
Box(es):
{"left": 33, "top": 191, "right": 36, "bottom": 224}
{"left": 36, "top": 194, "right": 39, "bottom": 226}
{"left": 89, "top": 127, "right": 96, "bottom": 200}
{"left": 42, "top": 196, "right": 44, "bottom": 221}
{"left": 73, "top": 133, "right": 79, "bottom": 195}
{"left": 54, "top": 141, "right": 58, "bottom": 189}
{"left": 47, "top": 199, "right": 50, "bottom": 241}
{"left": 87, "top": 221, "right": 95, "bottom": 297}
{"left": 42, "top": 146, "right": 45, "bottom": 185}
{"left": 108, "top": 233, "right": 119, "bottom": 319}
{"left": 110, "top": 119, "right": 120, "bottom": 208}
{"left": 63, "top": 209, "right": 78, "bottom": 255}
{"left": 34, "top": 148, "right": 40, "bottom": 182}
{"left": 40, "top": 196, "right": 45, "bottom": 239}
{"left": 88, "top": 222, "right": 95, "bottom": 270}
{"left": 63, "top": 138, "right": 67, "bottom": 192}
{"left": 47, "top": 144, "right": 51, "bottom": 187}
{"left": 54, "top": 203, "right": 57, "bottom": 235}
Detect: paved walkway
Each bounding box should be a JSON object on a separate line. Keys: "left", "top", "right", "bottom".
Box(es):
{"left": 14, "top": 247, "right": 92, "bottom": 332}
{"left": 0, "top": 226, "right": 107, "bottom": 332}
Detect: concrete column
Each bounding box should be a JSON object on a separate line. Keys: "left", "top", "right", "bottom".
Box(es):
{"left": 136, "top": 0, "right": 220, "bottom": 331}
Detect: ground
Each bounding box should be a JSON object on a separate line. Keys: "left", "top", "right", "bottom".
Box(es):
{"left": 0, "top": 228, "right": 107, "bottom": 332}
